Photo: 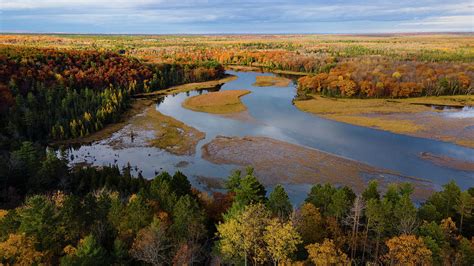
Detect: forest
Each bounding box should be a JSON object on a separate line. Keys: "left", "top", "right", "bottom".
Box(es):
{"left": 0, "top": 35, "right": 473, "bottom": 265}
{"left": 2, "top": 34, "right": 472, "bottom": 99}
{"left": 0, "top": 45, "right": 224, "bottom": 145}
{"left": 0, "top": 143, "right": 473, "bottom": 265}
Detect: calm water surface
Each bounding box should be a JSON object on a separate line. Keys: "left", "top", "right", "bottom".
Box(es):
{"left": 66, "top": 70, "right": 474, "bottom": 204}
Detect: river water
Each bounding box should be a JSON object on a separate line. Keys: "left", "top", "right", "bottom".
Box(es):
{"left": 65, "top": 70, "right": 474, "bottom": 204}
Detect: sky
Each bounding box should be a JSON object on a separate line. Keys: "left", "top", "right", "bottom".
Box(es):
{"left": 1, "top": 0, "right": 473, "bottom": 34}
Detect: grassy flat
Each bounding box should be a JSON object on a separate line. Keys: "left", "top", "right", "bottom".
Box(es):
{"left": 295, "top": 95, "right": 474, "bottom": 147}
{"left": 182, "top": 90, "right": 251, "bottom": 114}
{"left": 253, "top": 75, "right": 291, "bottom": 87}
{"left": 131, "top": 107, "right": 205, "bottom": 155}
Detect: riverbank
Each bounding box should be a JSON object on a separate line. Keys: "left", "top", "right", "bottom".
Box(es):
{"left": 226, "top": 65, "right": 309, "bottom": 76}
{"left": 53, "top": 75, "right": 235, "bottom": 147}
{"left": 419, "top": 152, "right": 474, "bottom": 172}
{"left": 201, "top": 135, "right": 434, "bottom": 199}
{"left": 295, "top": 95, "right": 474, "bottom": 148}
{"left": 53, "top": 99, "right": 156, "bottom": 146}
{"left": 108, "top": 106, "right": 205, "bottom": 155}
{"left": 135, "top": 74, "right": 237, "bottom": 97}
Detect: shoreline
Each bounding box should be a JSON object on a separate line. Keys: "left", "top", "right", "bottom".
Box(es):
{"left": 201, "top": 135, "right": 434, "bottom": 200}
{"left": 51, "top": 75, "right": 237, "bottom": 147}
{"left": 294, "top": 95, "right": 474, "bottom": 148}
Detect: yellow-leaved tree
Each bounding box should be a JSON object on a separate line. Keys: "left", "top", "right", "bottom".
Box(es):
{"left": 0, "top": 233, "right": 44, "bottom": 265}
{"left": 216, "top": 203, "right": 270, "bottom": 265}
{"left": 264, "top": 218, "right": 302, "bottom": 265}
{"left": 306, "top": 238, "right": 350, "bottom": 265}
{"left": 384, "top": 234, "right": 432, "bottom": 265}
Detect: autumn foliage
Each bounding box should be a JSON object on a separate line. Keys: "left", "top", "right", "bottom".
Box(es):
{"left": 0, "top": 45, "right": 224, "bottom": 142}
{"left": 298, "top": 57, "right": 473, "bottom": 98}
{"left": 384, "top": 234, "right": 432, "bottom": 265}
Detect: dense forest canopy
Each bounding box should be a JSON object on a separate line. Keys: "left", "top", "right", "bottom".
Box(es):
{"left": 0, "top": 45, "right": 224, "bottom": 146}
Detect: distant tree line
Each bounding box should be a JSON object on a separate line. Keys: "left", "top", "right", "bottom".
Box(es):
{"left": 298, "top": 57, "right": 473, "bottom": 98}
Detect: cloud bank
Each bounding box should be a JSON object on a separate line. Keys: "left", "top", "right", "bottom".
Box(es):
{"left": 1, "top": 0, "right": 473, "bottom": 33}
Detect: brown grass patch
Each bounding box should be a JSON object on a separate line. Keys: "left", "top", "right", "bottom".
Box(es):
{"left": 131, "top": 107, "right": 205, "bottom": 155}
{"left": 182, "top": 90, "right": 251, "bottom": 114}
{"left": 419, "top": 152, "right": 474, "bottom": 172}
{"left": 253, "top": 75, "right": 291, "bottom": 87}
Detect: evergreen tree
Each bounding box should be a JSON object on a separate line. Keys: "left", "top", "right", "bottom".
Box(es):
{"left": 233, "top": 167, "right": 266, "bottom": 207}
{"left": 328, "top": 189, "right": 350, "bottom": 221}
{"left": 171, "top": 195, "right": 206, "bottom": 244}
{"left": 305, "top": 183, "right": 336, "bottom": 215}
{"left": 60, "top": 235, "right": 108, "bottom": 265}
{"left": 170, "top": 171, "right": 191, "bottom": 197}
{"left": 225, "top": 169, "right": 242, "bottom": 192}
{"left": 17, "top": 195, "right": 61, "bottom": 253}
{"left": 362, "top": 180, "right": 380, "bottom": 201}
{"left": 148, "top": 173, "right": 177, "bottom": 212}
{"left": 267, "top": 184, "right": 292, "bottom": 220}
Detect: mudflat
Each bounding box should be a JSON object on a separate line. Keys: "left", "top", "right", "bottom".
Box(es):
{"left": 201, "top": 135, "right": 434, "bottom": 199}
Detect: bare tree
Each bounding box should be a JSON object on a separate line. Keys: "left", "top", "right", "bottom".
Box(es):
{"left": 130, "top": 222, "right": 172, "bottom": 266}
{"left": 345, "top": 196, "right": 365, "bottom": 262}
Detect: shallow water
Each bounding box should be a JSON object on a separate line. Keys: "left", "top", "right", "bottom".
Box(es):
{"left": 443, "top": 106, "right": 474, "bottom": 119}
{"left": 65, "top": 70, "right": 474, "bottom": 204}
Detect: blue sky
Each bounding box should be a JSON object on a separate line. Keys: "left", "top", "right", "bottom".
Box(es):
{"left": 1, "top": 0, "right": 473, "bottom": 34}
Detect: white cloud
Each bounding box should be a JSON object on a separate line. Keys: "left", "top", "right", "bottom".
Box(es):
{"left": 399, "top": 15, "right": 474, "bottom": 31}
{"left": 0, "top": 0, "right": 159, "bottom": 10}
{"left": 1, "top": 0, "right": 473, "bottom": 33}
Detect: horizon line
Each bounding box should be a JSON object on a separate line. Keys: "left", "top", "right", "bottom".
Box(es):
{"left": 1, "top": 31, "right": 473, "bottom": 36}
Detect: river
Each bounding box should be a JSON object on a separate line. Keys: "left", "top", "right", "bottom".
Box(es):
{"left": 64, "top": 70, "right": 474, "bottom": 204}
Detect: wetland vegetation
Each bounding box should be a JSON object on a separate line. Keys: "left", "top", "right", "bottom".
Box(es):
{"left": 182, "top": 90, "right": 251, "bottom": 114}
{"left": 295, "top": 95, "right": 474, "bottom": 147}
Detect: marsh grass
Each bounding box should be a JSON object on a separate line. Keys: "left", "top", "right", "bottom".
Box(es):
{"left": 253, "top": 76, "right": 292, "bottom": 87}
{"left": 295, "top": 95, "right": 474, "bottom": 147}
{"left": 419, "top": 152, "right": 474, "bottom": 172}
{"left": 132, "top": 107, "right": 205, "bottom": 155}
{"left": 182, "top": 90, "right": 251, "bottom": 114}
